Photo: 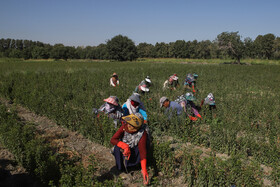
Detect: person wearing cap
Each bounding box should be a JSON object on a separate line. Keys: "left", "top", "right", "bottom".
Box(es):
{"left": 135, "top": 76, "right": 152, "bottom": 94}
{"left": 184, "top": 73, "right": 197, "bottom": 94}
{"left": 178, "top": 92, "right": 202, "bottom": 121}
{"left": 122, "top": 93, "right": 148, "bottom": 124}
{"left": 163, "top": 74, "right": 179, "bottom": 90}
{"left": 92, "top": 96, "right": 123, "bottom": 128}
{"left": 110, "top": 72, "right": 119, "bottom": 87}
{"left": 200, "top": 93, "right": 217, "bottom": 117}
{"left": 110, "top": 113, "right": 149, "bottom": 185}
{"left": 160, "top": 96, "right": 184, "bottom": 120}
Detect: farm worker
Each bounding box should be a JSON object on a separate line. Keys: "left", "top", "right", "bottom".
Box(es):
{"left": 160, "top": 96, "right": 184, "bottom": 120}
{"left": 135, "top": 76, "right": 152, "bottom": 94}
{"left": 200, "top": 93, "right": 216, "bottom": 110}
{"left": 122, "top": 93, "right": 148, "bottom": 124}
{"left": 110, "top": 113, "right": 149, "bottom": 185}
{"left": 163, "top": 73, "right": 179, "bottom": 90}
{"left": 110, "top": 72, "right": 119, "bottom": 87}
{"left": 184, "top": 73, "right": 198, "bottom": 94}
{"left": 181, "top": 92, "right": 202, "bottom": 121}
{"left": 92, "top": 96, "right": 123, "bottom": 128}
{"left": 200, "top": 93, "right": 216, "bottom": 117}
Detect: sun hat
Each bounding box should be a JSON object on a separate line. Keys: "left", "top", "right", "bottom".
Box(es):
{"left": 160, "top": 96, "right": 168, "bottom": 107}
{"left": 204, "top": 93, "right": 215, "bottom": 105}
{"left": 185, "top": 92, "right": 196, "bottom": 101}
{"left": 145, "top": 77, "right": 152, "bottom": 83}
{"left": 122, "top": 114, "right": 142, "bottom": 129}
{"left": 129, "top": 93, "right": 141, "bottom": 103}
{"left": 140, "top": 86, "right": 149, "bottom": 92}
{"left": 193, "top": 73, "right": 198, "bottom": 79}
{"left": 104, "top": 96, "right": 119, "bottom": 106}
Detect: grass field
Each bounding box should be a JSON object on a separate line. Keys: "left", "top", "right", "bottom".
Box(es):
{"left": 0, "top": 58, "right": 279, "bottom": 186}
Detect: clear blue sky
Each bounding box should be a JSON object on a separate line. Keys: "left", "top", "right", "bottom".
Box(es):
{"left": 1, "top": 0, "right": 279, "bottom": 47}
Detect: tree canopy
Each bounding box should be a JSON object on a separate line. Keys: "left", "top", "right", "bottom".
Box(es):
{"left": 1, "top": 32, "right": 280, "bottom": 61}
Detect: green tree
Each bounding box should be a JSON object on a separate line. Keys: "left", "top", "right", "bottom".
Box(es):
{"left": 169, "top": 40, "right": 188, "bottom": 58}
{"left": 254, "top": 33, "right": 276, "bottom": 59}
{"left": 244, "top": 37, "right": 255, "bottom": 58}
{"left": 137, "top": 42, "right": 154, "bottom": 58}
{"left": 50, "top": 44, "right": 68, "bottom": 60}
{"left": 216, "top": 31, "right": 244, "bottom": 63}
{"left": 273, "top": 37, "right": 280, "bottom": 59}
{"left": 154, "top": 42, "right": 170, "bottom": 58}
{"left": 196, "top": 40, "right": 212, "bottom": 59}
{"left": 32, "top": 46, "right": 49, "bottom": 59}
{"left": 106, "top": 35, "right": 137, "bottom": 61}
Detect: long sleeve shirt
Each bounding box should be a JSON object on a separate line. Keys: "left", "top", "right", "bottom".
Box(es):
{"left": 166, "top": 101, "right": 183, "bottom": 120}
{"left": 110, "top": 124, "right": 147, "bottom": 160}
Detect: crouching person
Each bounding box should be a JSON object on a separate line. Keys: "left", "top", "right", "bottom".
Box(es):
{"left": 110, "top": 113, "right": 149, "bottom": 185}
{"left": 92, "top": 96, "right": 123, "bottom": 128}
{"left": 200, "top": 93, "right": 217, "bottom": 118}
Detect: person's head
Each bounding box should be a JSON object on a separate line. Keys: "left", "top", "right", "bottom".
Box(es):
{"left": 122, "top": 114, "right": 143, "bottom": 132}
{"left": 193, "top": 73, "right": 198, "bottom": 80}
{"left": 204, "top": 93, "right": 215, "bottom": 105}
{"left": 103, "top": 96, "right": 119, "bottom": 107}
{"left": 160, "top": 96, "right": 170, "bottom": 108}
{"left": 129, "top": 93, "right": 141, "bottom": 107}
{"left": 112, "top": 72, "right": 118, "bottom": 78}
{"left": 185, "top": 92, "right": 196, "bottom": 102}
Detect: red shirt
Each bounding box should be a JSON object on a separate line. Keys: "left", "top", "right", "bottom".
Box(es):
{"left": 110, "top": 124, "right": 147, "bottom": 160}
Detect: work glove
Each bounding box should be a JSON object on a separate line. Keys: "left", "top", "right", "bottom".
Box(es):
{"left": 117, "top": 141, "right": 131, "bottom": 160}
{"left": 196, "top": 114, "right": 202, "bottom": 120}
{"left": 116, "top": 111, "right": 123, "bottom": 119}
{"left": 189, "top": 116, "right": 198, "bottom": 121}
{"left": 140, "top": 159, "right": 149, "bottom": 185}
{"left": 144, "top": 120, "right": 148, "bottom": 125}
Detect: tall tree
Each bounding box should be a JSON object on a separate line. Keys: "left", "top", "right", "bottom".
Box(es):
{"left": 106, "top": 35, "right": 137, "bottom": 61}
{"left": 254, "top": 33, "right": 275, "bottom": 59}
{"left": 169, "top": 40, "right": 188, "bottom": 58}
{"left": 216, "top": 31, "right": 244, "bottom": 63}
{"left": 137, "top": 43, "right": 154, "bottom": 58}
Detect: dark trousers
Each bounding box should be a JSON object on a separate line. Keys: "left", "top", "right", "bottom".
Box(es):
{"left": 113, "top": 145, "right": 140, "bottom": 171}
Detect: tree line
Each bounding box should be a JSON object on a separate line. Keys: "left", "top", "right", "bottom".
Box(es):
{"left": 1, "top": 32, "right": 279, "bottom": 61}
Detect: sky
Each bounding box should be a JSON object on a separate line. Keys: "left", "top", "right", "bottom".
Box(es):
{"left": 0, "top": 0, "right": 279, "bottom": 47}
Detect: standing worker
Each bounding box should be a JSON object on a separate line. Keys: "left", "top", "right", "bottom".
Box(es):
{"left": 111, "top": 113, "right": 149, "bottom": 185}
{"left": 110, "top": 72, "right": 119, "bottom": 87}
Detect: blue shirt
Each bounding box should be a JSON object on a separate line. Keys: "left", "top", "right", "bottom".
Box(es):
{"left": 166, "top": 101, "right": 183, "bottom": 120}
{"left": 122, "top": 103, "right": 148, "bottom": 121}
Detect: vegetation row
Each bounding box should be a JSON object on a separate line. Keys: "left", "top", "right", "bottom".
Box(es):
{"left": 1, "top": 31, "right": 280, "bottom": 62}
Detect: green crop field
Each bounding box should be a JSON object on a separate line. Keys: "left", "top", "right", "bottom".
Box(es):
{"left": 0, "top": 58, "right": 279, "bottom": 186}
